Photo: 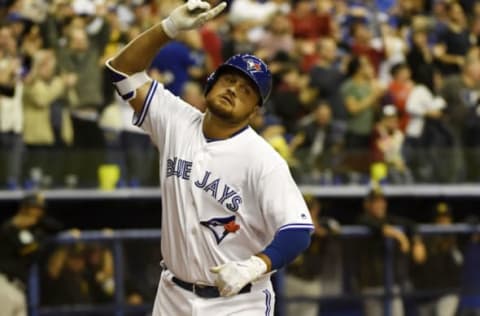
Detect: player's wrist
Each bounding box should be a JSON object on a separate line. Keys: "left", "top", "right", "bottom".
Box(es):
{"left": 248, "top": 255, "right": 268, "bottom": 278}
{"left": 161, "top": 17, "right": 179, "bottom": 39}
{"left": 254, "top": 254, "right": 271, "bottom": 273}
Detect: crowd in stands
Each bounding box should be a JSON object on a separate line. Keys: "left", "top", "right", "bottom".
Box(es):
{"left": 2, "top": 0, "right": 480, "bottom": 189}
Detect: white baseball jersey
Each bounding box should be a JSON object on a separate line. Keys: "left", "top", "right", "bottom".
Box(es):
{"left": 134, "top": 80, "right": 313, "bottom": 284}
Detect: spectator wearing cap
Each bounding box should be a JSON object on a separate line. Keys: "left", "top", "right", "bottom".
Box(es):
{"left": 411, "top": 202, "right": 462, "bottom": 316}
{"left": 370, "top": 104, "right": 412, "bottom": 184}
{"left": 354, "top": 186, "right": 426, "bottom": 316}
{"left": 0, "top": 191, "right": 65, "bottom": 315}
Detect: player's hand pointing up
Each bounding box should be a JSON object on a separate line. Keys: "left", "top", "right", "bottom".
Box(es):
{"left": 162, "top": 0, "right": 227, "bottom": 38}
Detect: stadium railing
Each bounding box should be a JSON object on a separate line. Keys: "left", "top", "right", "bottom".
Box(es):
{"left": 27, "top": 223, "right": 480, "bottom": 316}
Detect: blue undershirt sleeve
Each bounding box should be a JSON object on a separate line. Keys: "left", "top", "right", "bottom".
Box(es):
{"left": 262, "top": 228, "right": 312, "bottom": 270}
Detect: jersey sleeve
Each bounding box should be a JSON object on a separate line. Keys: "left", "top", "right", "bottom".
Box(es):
{"left": 131, "top": 80, "right": 200, "bottom": 149}
{"left": 258, "top": 162, "right": 314, "bottom": 236}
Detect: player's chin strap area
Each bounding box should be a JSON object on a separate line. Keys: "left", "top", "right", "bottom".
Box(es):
{"left": 105, "top": 58, "right": 152, "bottom": 102}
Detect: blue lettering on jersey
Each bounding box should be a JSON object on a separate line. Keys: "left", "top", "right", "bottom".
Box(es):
{"left": 194, "top": 171, "right": 210, "bottom": 187}
{"left": 218, "top": 185, "right": 236, "bottom": 204}
{"left": 226, "top": 195, "right": 242, "bottom": 212}
{"left": 204, "top": 178, "right": 220, "bottom": 197}
{"left": 195, "top": 170, "right": 243, "bottom": 212}
{"left": 166, "top": 157, "right": 192, "bottom": 180}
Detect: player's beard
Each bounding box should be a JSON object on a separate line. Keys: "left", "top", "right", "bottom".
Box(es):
{"left": 206, "top": 99, "right": 251, "bottom": 124}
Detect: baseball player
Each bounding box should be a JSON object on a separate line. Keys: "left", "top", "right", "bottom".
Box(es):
{"left": 106, "top": 1, "right": 314, "bottom": 315}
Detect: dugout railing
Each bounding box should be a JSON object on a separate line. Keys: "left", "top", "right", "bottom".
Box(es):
{"left": 26, "top": 223, "right": 480, "bottom": 316}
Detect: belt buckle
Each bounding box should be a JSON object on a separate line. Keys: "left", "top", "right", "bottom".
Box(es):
{"left": 192, "top": 283, "right": 207, "bottom": 296}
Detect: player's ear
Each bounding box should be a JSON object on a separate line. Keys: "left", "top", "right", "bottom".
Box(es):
{"left": 249, "top": 105, "right": 261, "bottom": 120}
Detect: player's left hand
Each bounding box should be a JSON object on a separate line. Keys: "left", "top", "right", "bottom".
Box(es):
{"left": 210, "top": 256, "right": 267, "bottom": 297}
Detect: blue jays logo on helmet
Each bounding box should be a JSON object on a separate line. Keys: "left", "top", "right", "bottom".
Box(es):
{"left": 200, "top": 215, "right": 240, "bottom": 244}
{"left": 204, "top": 54, "right": 272, "bottom": 105}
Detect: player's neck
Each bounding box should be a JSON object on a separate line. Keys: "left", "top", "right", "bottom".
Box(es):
{"left": 203, "top": 112, "right": 248, "bottom": 140}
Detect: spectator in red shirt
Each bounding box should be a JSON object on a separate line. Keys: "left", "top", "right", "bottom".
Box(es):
{"left": 387, "top": 63, "right": 414, "bottom": 131}
{"left": 288, "top": 0, "right": 332, "bottom": 40}
{"left": 350, "top": 22, "right": 385, "bottom": 75}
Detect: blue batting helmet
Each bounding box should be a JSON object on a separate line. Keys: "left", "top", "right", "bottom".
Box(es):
{"left": 204, "top": 54, "right": 272, "bottom": 105}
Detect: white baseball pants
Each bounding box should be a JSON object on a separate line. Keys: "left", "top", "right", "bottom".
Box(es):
{"left": 152, "top": 269, "right": 275, "bottom": 316}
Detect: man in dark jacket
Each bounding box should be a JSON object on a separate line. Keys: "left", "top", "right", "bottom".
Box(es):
{"left": 0, "top": 191, "right": 64, "bottom": 315}
{"left": 355, "top": 187, "right": 426, "bottom": 316}
{"left": 411, "top": 202, "right": 462, "bottom": 316}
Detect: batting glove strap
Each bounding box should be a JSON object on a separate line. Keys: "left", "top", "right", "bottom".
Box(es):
{"left": 105, "top": 58, "right": 151, "bottom": 101}
{"left": 161, "top": 0, "right": 227, "bottom": 39}
{"left": 210, "top": 256, "right": 267, "bottom": 297}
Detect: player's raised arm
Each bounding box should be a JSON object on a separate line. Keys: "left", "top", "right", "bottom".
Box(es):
{"left": 105, "top": 0, "right": 227, "bottom": 112}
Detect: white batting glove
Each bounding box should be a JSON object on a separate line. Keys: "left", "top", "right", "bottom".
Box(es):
{"left": 210, "top": 256, "right": 267, "bottom": 297}
{"left": 161, "top": 0, "right": 227, "bottom": 38}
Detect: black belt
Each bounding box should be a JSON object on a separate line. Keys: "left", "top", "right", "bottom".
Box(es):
{"left": 171, "top": 276, "right": 252, "bottom": 298}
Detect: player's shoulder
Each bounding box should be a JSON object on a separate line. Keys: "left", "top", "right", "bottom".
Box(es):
{"left": 243, "top": 128, "right": 289, "bottom": 169}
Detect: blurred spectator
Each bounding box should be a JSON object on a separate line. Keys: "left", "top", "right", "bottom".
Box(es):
{"left": 150, "top": 30, "right": 207, "bottom": 96}
{"left": 349, "top": 21, "right": 385, "bottom": 75}
{"left": 440, "top": 50, "right": 480, "bottom": 182}
{"left": 270, "top": 63, "right": 310, "bottom": 134}
{"left": 457, "top": 216, "right": 480, "bottom": 316}
{"left": 407, "top": 27, "right": 436, "bottom": 95}
{"left": 0, "top": 191, "right": 65, "bottom": 315}
{"left": 342, "top": 56, "right": 385, "bottom": 149}
{"left": 405, "top": 68, "right": 453, "bottom": 183}
{"left": 222, "top": 21, "right": 257, "bottom": 60}
{"left": 355, "top": 186, "right": 425, "bottom": 316}
{"left": 0, "top": 23, "right": 23, "bottom": 189}
{"left": 285, "top": 195, "right": 341, "bottom": 316}
{"left": 377, "top": 21, "right": 408, "bottom": 85}
{"left": 370, "top": 105, "right": 412, "bottom": 184}
{"left": 22, "top": 49, "right": 75, "bottom": 187}
{"left": 288, "top": 0, "right": 332, "bottom": 40}
{"left": 386, "top": 62, "right": 413, "bottom": 131}
{"left": 44, "top": 244, "right": 92, "bottom": 306}
{"left": 307, "top": 37, "right": 347, "bottom": 121}
{"left": 294, "top": 101, "right": 345, "bottom": 182}
{"left": 56, "top": 22, "right": 109, "bottom": 186}
{"left": 433, "top": 2, "right": 473, "bottom": 76}
{"left": 411, "top": 202, "right": 462, "bottom": 316}
{"left": 255, "top": 14, "right": 295, "bottom": 61}
{"left": 341, "top": 56, "right": 385, "bottom": 177}
{"left": 84, "top": 244, "right": 114, "bottom": 303}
